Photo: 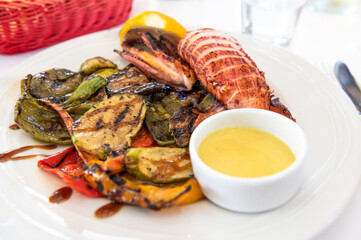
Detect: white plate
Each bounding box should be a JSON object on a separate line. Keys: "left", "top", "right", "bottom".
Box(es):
{"left": 0, "top": 27, "right": 360, "bottom": 240}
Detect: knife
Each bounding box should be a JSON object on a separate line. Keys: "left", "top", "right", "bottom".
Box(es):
{"left": 334, "top": 61, "right": 361, "bottom": 114}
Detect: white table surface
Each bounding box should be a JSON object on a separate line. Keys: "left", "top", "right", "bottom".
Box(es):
{"left": 1, "top": 0, "right": 360, "bottom": 239}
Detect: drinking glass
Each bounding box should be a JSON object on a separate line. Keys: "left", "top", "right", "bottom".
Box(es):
{"left": 241, "top": 0, "right": 306, "bottom": 47}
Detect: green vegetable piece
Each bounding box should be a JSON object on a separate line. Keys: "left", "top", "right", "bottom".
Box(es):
{"left": 161, "top": 92, "right": 192, "bottom": 115}
{"left": 79, "top": 57, "right": 117, "bottom": 75}
{"left": 71, "top": 93, "right": 146, "bottom": 160}
{"left": 14, "top": 94, "right": 72, "bottom": 144}
{"left": 94, "top": 68, "right": 119, "bottom": 79}
{"left": 14, "top": 74, "right": 85, "bottom": 144}
{"left": 28, "top": 68, "right": 83, "bottom": 100}
{"left": 64, "top": 74, "right": 107, "bottom": 108}
{"left": 198, "top": 93, "right": 219, "bottom": 112}
{"left": 145, "top": 102, "right": 175, "bottom": 146}
{"left": 125, "top": 147, "right": 193, "bottom": 183}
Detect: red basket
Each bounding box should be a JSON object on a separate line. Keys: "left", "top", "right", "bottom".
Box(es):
{"left": 0, "top": 0, "right": 133, "bottom": 54}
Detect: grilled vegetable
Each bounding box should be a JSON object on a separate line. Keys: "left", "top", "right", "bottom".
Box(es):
{"left": 134, "top": 82, "right": 167, "bottom": 95}
{"left": 38, "top": 147, "right": 103, "bottom": 198}
{"left": 94, "top": 68, "right": 119, "bottom": 79}
{"left": 145, "top": 101, "right": 175, "bottom": 146}
{"left": 79, "top": 57, "right": 117, "bottom": 75}
{"left": 28, "top": 68, "right": 83, "bottom": 100}
{"left": 106, "top": 65, "right": 149, "bottom": 96}
{"left": 63, "top": 74, "right": 107, "bottom": 108}
{"left": 14, "top": 75, "right": 76, "bottom": 144}
{"left": 100, "top": 126, "right": 158, "bottom": 174}
{"left": 169, "top": 107, "right": 198, "bottom": 147}
{"left": 83, "top": 163, "right": 203, "bottom": 210}
{"left": 71, "top": 93, "right": 146, "bottom": 160}
{"left": 161, "top": 91, "right": 192, "bottom": 115}
{"left": 144, "top": 89, "right": 205, "bottom": 146}
{"left": 125, "top": 147, "right": 193, "bottom": 183}
{"left": 15, "top": 94, "right": 72, "bottom": 144}
{"left": 197, "top": 93, "right": 221, "bottom": 112}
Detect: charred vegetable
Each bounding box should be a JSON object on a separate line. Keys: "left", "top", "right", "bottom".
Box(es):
{"left": 38, "top": 147, "right": 103, "bottom": 197}
{"left": 161, "top": 91, "right": 202, "bottom": 115}
{"left": 63, "top": 74, "right": 107, "bottom": 108}
{"left": 145, "top": 102, "right": 175, "bottom": 146}
{"left": 169, "top": 107, "right": 198, "bottom": 147}
{"left": 71, "top": 93, "right": 146, "bottom": 160}
{"left": 14, "top": 74, "right": 80, "bottom": 144}
{"left": 144, "top": 89, "right": 205, "bottom": 147}
{"left": 197, "top": 93, "right": 223, "bottom": 112}
{"left": 28, "top": 68, "right": 83, "bottom": 100}
{"left": 79, "top": 57, "right": 117, "bottom": 75}
{"left": 125, "top": 147, "right": 193, "bottom": 183}
{"left": 83, "top": 163, "right": 203, "bottom": 210}
{"left": 134, "top": 82, "right": 167, "bottom": 95}
{"left": 106, "top": 65, "right": 149, "bottom": 96}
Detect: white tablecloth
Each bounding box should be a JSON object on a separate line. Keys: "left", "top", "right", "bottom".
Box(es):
{"left": 0, "top": 0, "right": 360, "bottom": 239}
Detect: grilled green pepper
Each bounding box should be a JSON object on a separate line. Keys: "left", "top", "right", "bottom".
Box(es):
{"left": 14, "top": 73, "right": 84, "bottom": 144}
{"left": 145, "top": 102, "right": 175, "bottom": 146}
{"left": 63, "top": 74, "right": 107, "bottom": 108}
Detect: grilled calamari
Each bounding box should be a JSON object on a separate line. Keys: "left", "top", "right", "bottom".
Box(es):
{"left": 178, "top": 28, "right": 294, "bottom": 120}
{"left": 115, "top": 29, "right": 197, "bottom": 90}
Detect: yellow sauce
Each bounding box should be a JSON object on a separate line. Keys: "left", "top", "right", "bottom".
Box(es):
{"left": 198, "top": 127, "right": 295, "bottom": 178}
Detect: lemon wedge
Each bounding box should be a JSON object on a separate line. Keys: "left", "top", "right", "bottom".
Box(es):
{"left": 119, "top": 11, "right": 187, "bottom": 43}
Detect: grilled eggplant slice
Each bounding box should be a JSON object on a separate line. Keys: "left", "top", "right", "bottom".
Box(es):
{"left": 79, "top": 57, "right": 117, "bottom": 75}
{"left": 134, "top": 82, "right": 167, "bottom": 95}
{"left": 83, "top": 163, "right": 203, "bottom": 210}
{"left": 29, "top": 68, "right": 83, "bottom": 101}
{"left": 106, "top": 65, "right": 149, "bottom": 96}
{"left": 125, "top": 147, "right": 193, "bottom": 183}
{"left": 71, "top": 93, "right": 146, "bottom": 160}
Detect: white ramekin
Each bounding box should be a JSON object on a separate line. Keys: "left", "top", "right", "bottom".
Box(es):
{"left": 189, "top": 109, "right": 308, "bottom": 213}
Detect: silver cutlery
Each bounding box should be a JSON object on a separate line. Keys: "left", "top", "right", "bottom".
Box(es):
{"left": 334, "top": 61, "right": 361, "bottom": 114}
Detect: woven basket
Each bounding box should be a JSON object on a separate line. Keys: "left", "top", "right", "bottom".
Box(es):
{"left": 0, "top": 0, "right": 133, "bottom": 54}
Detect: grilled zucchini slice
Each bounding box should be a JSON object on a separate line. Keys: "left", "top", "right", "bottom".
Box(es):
{"left": 71, "top": 93, "right": 146, "bottom": 160}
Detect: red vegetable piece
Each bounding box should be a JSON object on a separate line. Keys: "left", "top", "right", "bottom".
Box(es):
{"left": 131, "top": 126, "right": 158, "bottom": 148}
{"left": 38, "top": 147, "right": 103, "bottom": 198}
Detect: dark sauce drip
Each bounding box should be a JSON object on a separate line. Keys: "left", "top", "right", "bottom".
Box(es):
{"left": 9, "top": 124, "right": 20, "bottom": 130}
{"left": 49, "top": 186, "right": 73, "bottom": 203}
{"left": 95, "top": 202, "right": 123, "bottom": 218}
{"left": 0, "top": 144, "right": 57, "bottom": 163}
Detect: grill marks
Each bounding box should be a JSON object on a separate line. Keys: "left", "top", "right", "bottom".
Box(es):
{"left": 178, "top": 29, "right": 271, "bottom": 110}
{"left": 71, "top": 93, "right": 146, "bottom": 160}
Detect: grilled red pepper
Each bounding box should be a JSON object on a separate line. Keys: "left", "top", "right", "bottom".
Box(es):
{"left": 131, "top": 126, "right": 158, "bottom": 148}
{"left": 38, "top": 147, "right": 103, "bottom": 198}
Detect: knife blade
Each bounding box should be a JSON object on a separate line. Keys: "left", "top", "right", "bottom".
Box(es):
{"left": 334, "top": 61, "right": 361, "bottom": 114}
